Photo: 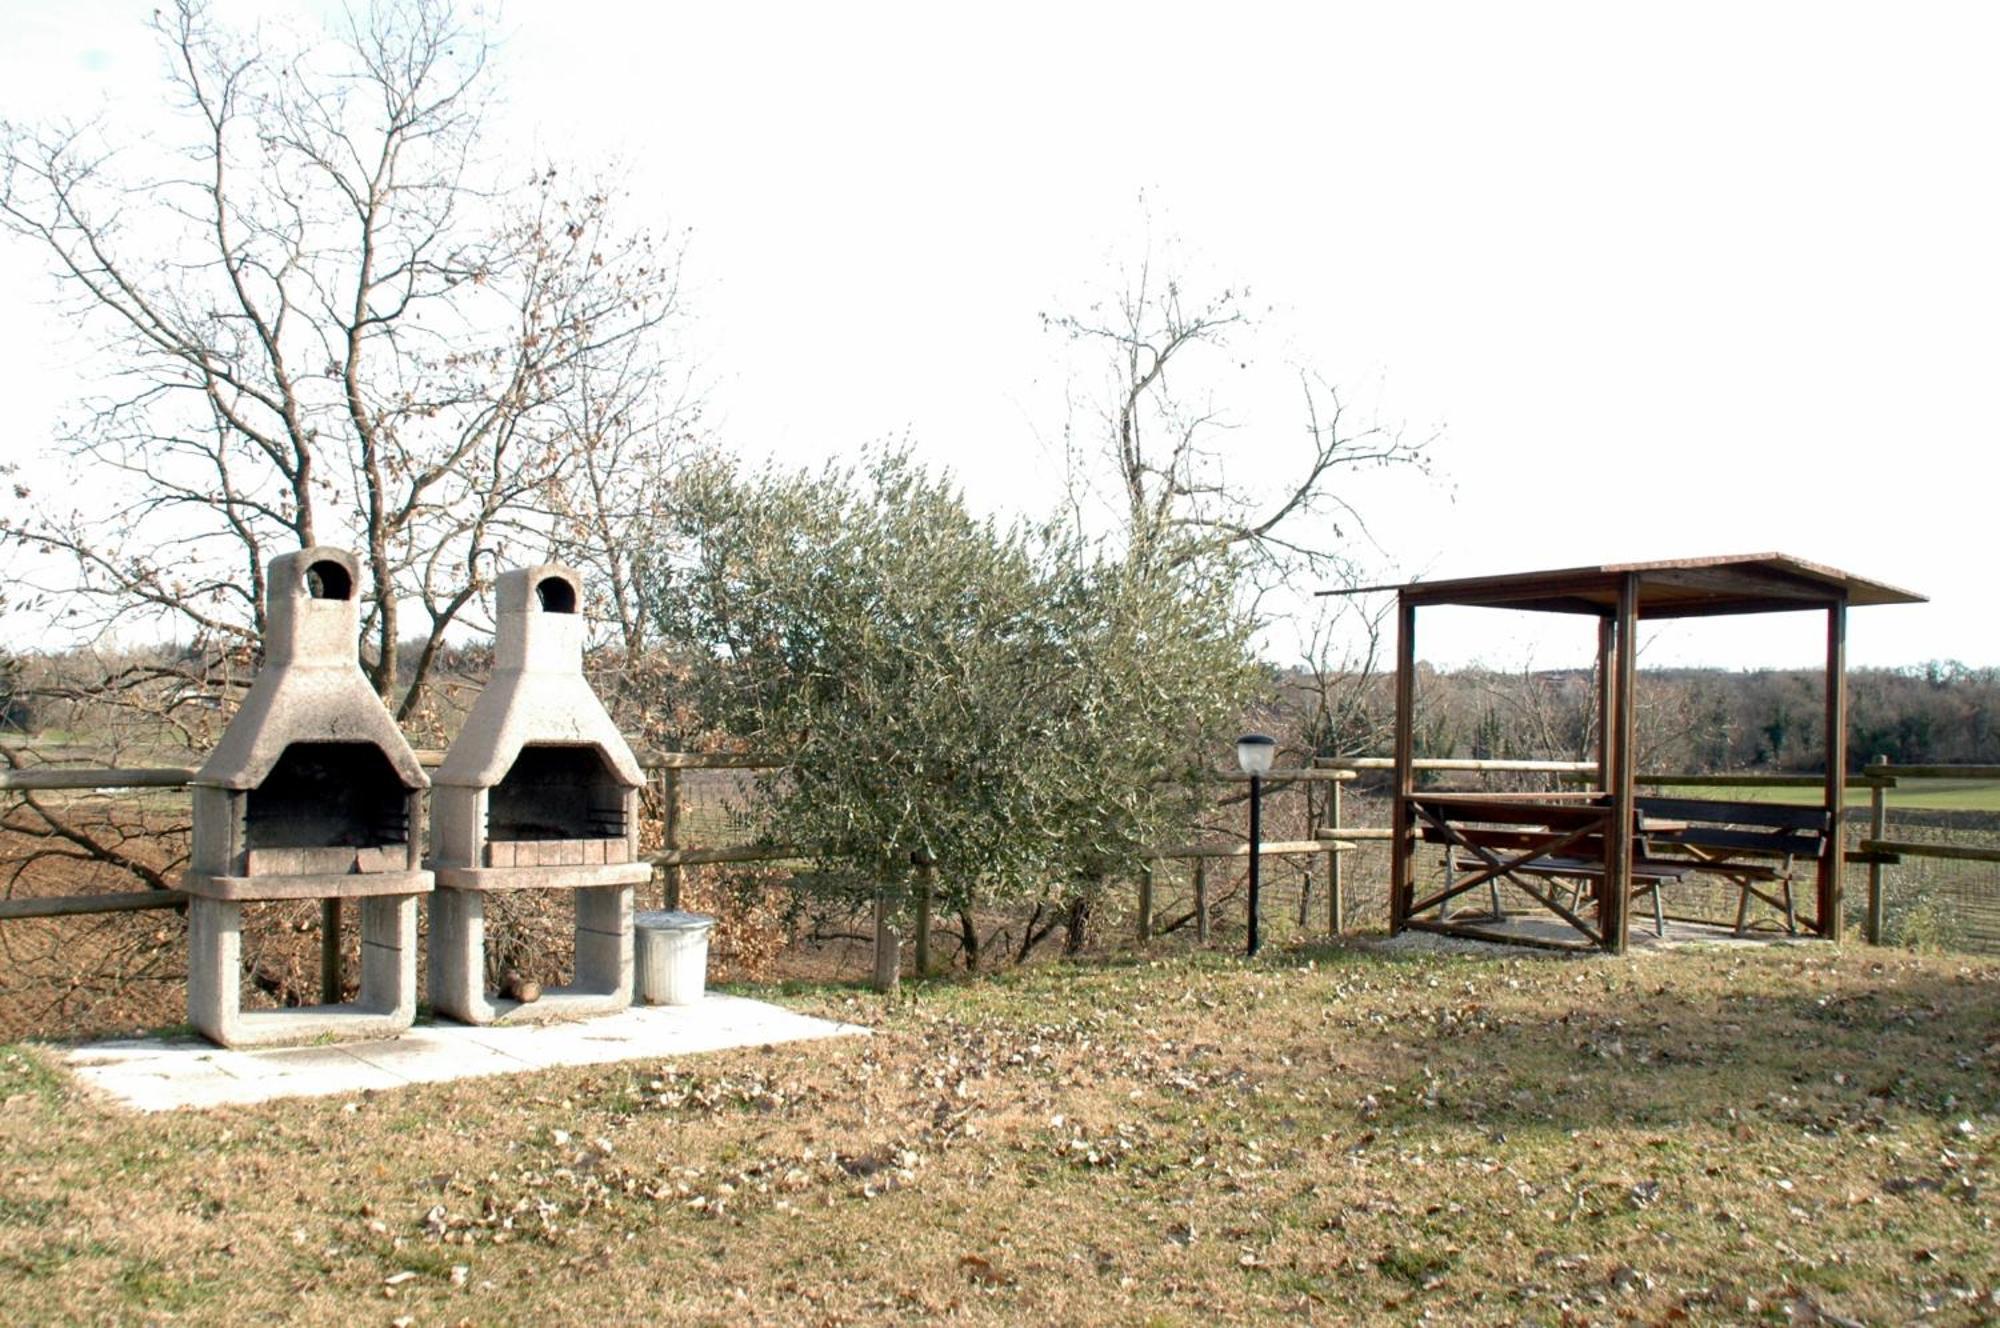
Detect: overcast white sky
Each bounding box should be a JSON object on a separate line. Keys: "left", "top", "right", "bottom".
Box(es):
{"left": 3, "top": 1, "right": 1993, "bottom": 672}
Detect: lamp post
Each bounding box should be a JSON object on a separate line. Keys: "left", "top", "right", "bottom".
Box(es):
{"left": 1236, "top": 733, "right": 1276, "bottom": 956}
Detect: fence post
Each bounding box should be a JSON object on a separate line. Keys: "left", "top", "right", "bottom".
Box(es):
{"left": 1296, "top": 788, "right": 1314, "bottom": 930}
{"left": 1327, "top": 779, "right": 1344, "bottom": 937}
{"left": 1194, "top": 859, "right": 1209, "bottom": 944}
{"left": 1866, "top": 754, "right": 1888, "bottom": 944}
{"left": 1137, "top": 866, "right": 1154, "bottom": 945}
{"left": 659, "top": 766, "right": 683, "bottom": 911}
{"left": 872, "top": 890, "right": 901, "bottom": 993}
{"left": 913, "top": 856, "right": 934, "bottom": 977}
{"left": 320, "top": 900, "right": 343, "bottom": 1003}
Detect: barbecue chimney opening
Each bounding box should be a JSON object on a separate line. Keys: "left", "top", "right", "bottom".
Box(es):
{"left": 535, "top": 576, "right": 577, "bottom": 614}
{"left": 244, "top": 742, "right": 411, "bottom": 850}
{"left": 487, "top": 745, "right": 626, "bottom": 841}
{"left": 304, "top": 560, "right": 353, "bottom": 601}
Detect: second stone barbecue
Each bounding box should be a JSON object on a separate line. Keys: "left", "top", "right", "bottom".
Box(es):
{"left": 427, "top": 565, "right": 652, "bottom": 1024}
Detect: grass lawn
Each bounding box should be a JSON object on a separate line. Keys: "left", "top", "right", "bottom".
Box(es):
{"left": 1651, "top": 779, "right": 2000, "bottom": 813}
{"left": 2, "top": 941, "right": 1996, "bottom": 1325}
{"left": 1872, "top": 780, "right": 2000, "bottom": 813}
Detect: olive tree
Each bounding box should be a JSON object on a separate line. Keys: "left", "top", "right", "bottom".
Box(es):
{"left": 1018, "top": 547, "right": 1260, "bottom": 955}
{"left": 644, "top": 449, "right": 1261, "bottom": 967}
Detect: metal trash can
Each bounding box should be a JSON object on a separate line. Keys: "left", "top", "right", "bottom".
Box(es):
{"left": 634, "top": 910, "right": 715, "bottom": 1005}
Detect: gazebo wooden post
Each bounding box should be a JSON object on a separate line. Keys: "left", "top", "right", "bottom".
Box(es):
{"left": 1595, "top": 616, "right": 1615, "bottom": 794}
{"left": 1389, "top": 592, "right": 1417, "bottom": 935}
{"left": 1604, "top": 573, "right": 1639, "bottom": 954}
{"left": 1820, "top": 597, "right": 1848, "bottom": 939}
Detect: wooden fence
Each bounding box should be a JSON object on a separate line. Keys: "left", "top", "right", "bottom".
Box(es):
{"left": 0, "top": 749, "right": 780, "bottom": 923}
{"left": 3, "top": 752, "right": 1998, "bottom": 997}
{"left": 0, "top": 752, "right": 1358, "bottom": 997}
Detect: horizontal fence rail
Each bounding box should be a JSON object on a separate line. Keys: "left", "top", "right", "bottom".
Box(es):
{"left": 1326, "top": 756, "right": 1596, "bottom": 774}
{"left": 1867, "top": 764, "right": 2000, "bottom": 780}
{"left": 1317, "top": 755, "right": 1898, "bottom": 789}
{"left": 5, "top": 752, "right": 1999, "bottom": 966}
{"left": 0, "top": 889, "right": 190, "bottom": 920}
{"left": 0, "top": 751, "right": 788, "bottom": 923}
{"left": 0, "top": 766, "right": 199, "bottom": 791}
{"left": 1146, "top": 839, "right": 1350, "bottom": 860}
{"left": 1860, "top": 839, "right": 2000, "bottom": 865}
{"left": 649, "top": 844, "right": 797, "bottom": 868}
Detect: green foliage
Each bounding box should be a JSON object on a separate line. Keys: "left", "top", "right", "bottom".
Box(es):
{"left": 1028, "top": 546, "right": 1261, "bottom": 900}
{"left": 643, "top": 448, "right": 1261, "bottom": 914}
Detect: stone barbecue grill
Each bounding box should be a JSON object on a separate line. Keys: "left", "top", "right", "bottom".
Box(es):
{"left": 428, "top": 564, "right": 651, "bottom": 1024}
{"left": 184, "top": 547, "right": 432, "bottom": 1047}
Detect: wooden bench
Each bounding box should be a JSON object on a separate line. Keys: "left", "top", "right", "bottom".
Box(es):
{"left": 1631, "top": 796, "right": 1833, "bottom": 935}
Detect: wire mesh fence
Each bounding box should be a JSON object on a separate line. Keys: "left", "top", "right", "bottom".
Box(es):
{"left": 1846, "top": 809, "right": 2000, "bottom": 953}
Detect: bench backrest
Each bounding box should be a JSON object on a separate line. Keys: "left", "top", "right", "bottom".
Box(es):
{"left": 1634, "top": 795, "right": 1831, "bottom": 860}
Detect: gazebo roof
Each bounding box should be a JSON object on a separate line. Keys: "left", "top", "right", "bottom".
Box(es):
{"left": 1326, "top": 553, "right": 1926, "bottom": 619}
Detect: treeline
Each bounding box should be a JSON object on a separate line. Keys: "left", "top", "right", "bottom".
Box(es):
{"left": 1288, "top": 661, "right": 2000, "bottom": 774}
{"left": 13, "top": 641, "right": 1999, "bottom": 780}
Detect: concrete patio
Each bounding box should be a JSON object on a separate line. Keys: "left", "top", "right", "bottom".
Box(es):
{"left": 65, "top": 993, "right": 869, "bottom": 1113}
{"left": 1381, "top": 913, "right": 1817, "bottom": 955}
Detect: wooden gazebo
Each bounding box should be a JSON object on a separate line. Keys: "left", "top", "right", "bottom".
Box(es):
{"left": 1338, "top": 554, "right": 1925, "bottom": 953}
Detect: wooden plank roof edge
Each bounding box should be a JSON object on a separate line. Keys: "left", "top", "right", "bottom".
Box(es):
{"left": 1317, "top": 552, "right": 1926, "bottom": 611}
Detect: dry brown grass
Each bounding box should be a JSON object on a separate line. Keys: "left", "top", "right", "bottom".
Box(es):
{"left": 1, "top": 938, "right": 1996, "bottom": 1325}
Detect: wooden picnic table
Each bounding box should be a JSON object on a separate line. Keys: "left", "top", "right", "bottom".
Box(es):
{"left": 1410, "top": 792, "right": 1828, "bottom": 942}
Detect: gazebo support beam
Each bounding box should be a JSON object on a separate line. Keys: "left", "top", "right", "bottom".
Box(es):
{"left": 1820, "top": 598, "right": 1848, "bottom": 938}
{"left": 1595, "top": 616, "right": 1614, "bottom": 795}
{"left": 1604, "top": 573, "right": 1639, "bottom": 954}
{"left": 1390, "top": 593, "right": 1417, "bottom": 934}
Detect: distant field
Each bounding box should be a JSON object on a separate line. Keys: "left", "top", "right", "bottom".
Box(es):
{"left": 1650, "top": 778, "right": 2000, "bottom": 812}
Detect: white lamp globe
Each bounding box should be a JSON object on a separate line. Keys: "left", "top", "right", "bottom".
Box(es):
{"left": 1236, "top": 733, "right": 1277, "bottom": 776}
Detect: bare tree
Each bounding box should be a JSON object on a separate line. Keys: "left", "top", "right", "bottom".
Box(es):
{"left": 541, "top": 332, "right": 705, "bottom": 637}
{"left": 0, "top": 0, "right": 688, "bottom": 722}
{"left": 1292, "top": 595, "right": 1395, "bottom": 761}
{"left": 0, "top": 3, "right": 691, "bottom": 1031}
{"left": 1042, "top": 236, "right": 1429, "bottom": 590}
{"left": 543, "top": 360, "right": 708, "bottom": 753}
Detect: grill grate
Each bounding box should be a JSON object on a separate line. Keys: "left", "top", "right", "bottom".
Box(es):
{"left": 486, "top": 745, "right": 628, "bottom": 842}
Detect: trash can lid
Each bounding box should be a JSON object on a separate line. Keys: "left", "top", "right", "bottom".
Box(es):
{"left": 635, "top": 909, "right": 717, "bottom": 932}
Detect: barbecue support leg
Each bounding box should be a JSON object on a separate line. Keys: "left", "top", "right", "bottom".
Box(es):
{"left": 358, "top": 896, "right": 418, "bottom": 1021}
{"left": 189, "top": 893, "right": 420, "bottom": 1048}
{"left": 574, "top": 884, "right": 635, "bottom": 1001}
{"left": 187, "top": 896, "right": 242, "bottom": 1046}
{"left": 428, "top": 888, "right": 493, "bottom": 1023}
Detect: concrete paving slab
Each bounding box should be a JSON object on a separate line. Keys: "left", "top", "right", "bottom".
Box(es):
{"left": 341, "top": 1030, "right": 539, "bottom": 1084}
{"left": 81, "top": 1042, "right": 414, "bottom": 1105}
{"left": 67, "top": 1036, "right": 214, "bottom": 1067}
{"left": 65, "top": 994, "right": 868, "bottom": 1113}
{"left": 219, "top": 1056, "right": 405, "bottom": 1098}
{"left": 219, "top": 1044, "right": 388, "bottom": 1077}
